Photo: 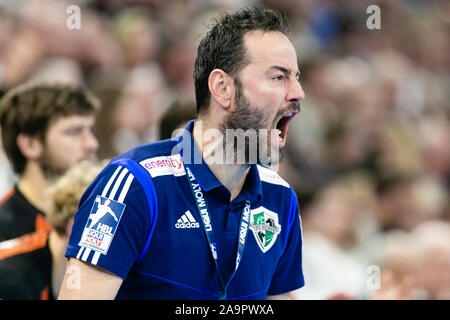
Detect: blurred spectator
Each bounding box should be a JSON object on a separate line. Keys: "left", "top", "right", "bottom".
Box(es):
{"left": 410, "top": 220, "right": 450, "bottom": 299}
{"left": 111, "top": 63, "right": 173, "bottom": 154}
{"left": 375, "top": 174, "right": 448, "bottom": 231}
{"left": 370, "top": 229, "right": 418, "bottom": 300}
{"left": 0, "top": 81, "right": 100, "bottom": 299}
{"left": 372, "top": 220, "right": 450, "bottom": 300}
{"left": 112, "top": 7, "right": 160, "bottom": 67}
{"left": 46, "top": 159, "right": 109, "bottom": 298}
{"left": 418, "top": 115, "right": 450, "bottom": 178}
{"left": 29, "top": 57, "right": 84, "bottom": 86}
{"left": 1, "top": 26, "right": 45, "bottom": 89}
{"left": 292, "top": 176, "right": 375, "bottom": 299}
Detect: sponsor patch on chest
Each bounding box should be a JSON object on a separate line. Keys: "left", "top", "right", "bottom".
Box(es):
{"left": 249, "top": 206, "right": 281, "bottom": 253}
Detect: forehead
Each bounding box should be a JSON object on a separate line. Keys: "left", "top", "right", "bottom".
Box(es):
{"left": 48, "top": 114, "right": 95, "bottom": 130}
{"left": 242, "top": 30, "right": 299, "bottom": 72}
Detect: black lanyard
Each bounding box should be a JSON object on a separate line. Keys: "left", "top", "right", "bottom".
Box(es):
{"left": 182, "top": 162, "right": 251, "bottom": 300}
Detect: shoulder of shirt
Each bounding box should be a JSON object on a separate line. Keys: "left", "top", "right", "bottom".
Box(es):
{"left": 0, "top": 188, "right": 39, "bottom": 221}
{"left": 256, "top": 164, "right": 291, "bottom": 189}
{"left": 106, "top": 141, "right": 293, "bottom": 190}
{"left": 106, "top": 138, "right": 184, "bottom": 180}
{"left": 0, "top": 188, "right": 42, "bottom": 241}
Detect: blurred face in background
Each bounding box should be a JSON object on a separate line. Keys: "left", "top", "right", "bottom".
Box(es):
{"left": 305, "top": 187, "right": 355, "bottom": 247}
{"left": 415, "top": 245, "right": 450, "bottom": 299}
{"left": 39, "top": 114, "right": 98, "bottom": 178}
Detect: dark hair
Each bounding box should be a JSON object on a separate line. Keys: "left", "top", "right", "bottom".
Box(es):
{"left": 0, "top": 81, "right": 100, "bottom": 175}
{"left": 194, "top": 7, "right": 289, "bottom": 115}
{"left": 159, "top": 99, "right": 196, "bottom": 140}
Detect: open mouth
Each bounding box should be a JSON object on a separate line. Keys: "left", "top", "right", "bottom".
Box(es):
{"left": 274, "top": 111, "right": 299, "bottom": 147}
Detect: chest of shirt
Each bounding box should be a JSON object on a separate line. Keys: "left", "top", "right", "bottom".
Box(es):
{"left": 132, "top": 177, "right": 289, "bottom": 298}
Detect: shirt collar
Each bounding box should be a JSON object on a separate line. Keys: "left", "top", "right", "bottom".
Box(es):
{"left": 234, "top": 164, "right": 263, "bottom": 204}
{"left": 177, "top": 119, "right": 263, "bottom": 203}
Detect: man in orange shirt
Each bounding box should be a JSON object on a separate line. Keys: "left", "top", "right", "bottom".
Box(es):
{"left": 0, "top": 82, "right": 100, "bottom": 299}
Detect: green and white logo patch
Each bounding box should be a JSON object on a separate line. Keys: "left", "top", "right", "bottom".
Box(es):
{"left": 249, "top": 206, "right": 281, "bottom": 253}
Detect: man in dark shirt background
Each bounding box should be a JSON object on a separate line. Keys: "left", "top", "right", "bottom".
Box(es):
{"left": 0, "top": 81, "right": 100, "bottom": 299}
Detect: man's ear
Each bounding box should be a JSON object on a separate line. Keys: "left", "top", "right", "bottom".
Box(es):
{"left": 16, "top": 133, "right": 43, "bottom": 160}
{"left": 208, "top": 69, "right": 235, "bottom": 110}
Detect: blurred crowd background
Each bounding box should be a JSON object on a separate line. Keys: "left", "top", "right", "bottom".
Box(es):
{"left": 0, "top": 0, "right": 448, "bottom": 299}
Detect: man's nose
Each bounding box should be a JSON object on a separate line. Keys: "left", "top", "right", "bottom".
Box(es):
{"left": 84, "top": 129, "right": 99, "bottom": 154}
{"left": 286, "top": 77, "right": 305, "bottom": 103}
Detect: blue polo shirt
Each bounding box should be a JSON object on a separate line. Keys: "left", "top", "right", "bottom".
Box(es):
{"left": 65, "top": 120, "right": 304, "bottom": 299}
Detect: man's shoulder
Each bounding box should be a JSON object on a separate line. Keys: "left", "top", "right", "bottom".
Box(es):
{"left": 0, "top": 188, "right": 17, "bottom": 219}
{"left": 0, "top": 188, "right": 47, "bottom": 245}
{"left": 104, "top": 138, "right": 184, "bottom": 182}
{"left": 256, "top": 165, "right": 291, "bottom": 189}
{"left": 0, "top": 188, "right": 35, "bottom": 235}
{"left": 0, "top": 195, "right": 16, "bottom": 241}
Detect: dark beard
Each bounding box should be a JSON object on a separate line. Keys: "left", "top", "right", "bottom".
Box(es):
{"left": 38, "top": 153, "right": 67, "bottom": 182}
{"left": 220, "top": 79, "right": 284, "bottom": 167}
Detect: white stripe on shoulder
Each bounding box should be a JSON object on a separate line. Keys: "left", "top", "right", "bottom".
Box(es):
{"left": 108, "top": 167, "right": 129, "bottom": 200}
{"left": 91, "top": 251, "right": 101, "bottom": 265}
{"left": 76, "top": 247, "right": 85, "bottom": 260}
{"left": 81, "top": 248, "right": 91, "bottom": 261}
{"left": 117, "top": 172, "right": 134, "bottom": 203}
{"left": 101, "top": 166, "right": 123, "bottom": 197}
{"left": 257, "top": 165, "right": 290, "bottom": 188}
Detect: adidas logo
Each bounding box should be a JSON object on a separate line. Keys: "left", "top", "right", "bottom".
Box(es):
{"left": 175, "top": 210, "right": 200, "bottom": 229}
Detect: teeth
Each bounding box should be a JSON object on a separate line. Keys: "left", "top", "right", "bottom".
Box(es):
{"left": 284, "top": 112, "right": 293, "bottom": 117}
{"left": 276, "top": 129, "right": 282, "bottom": 143}
{"left": 274, "top": 129, "right": 282, "bottom": 143}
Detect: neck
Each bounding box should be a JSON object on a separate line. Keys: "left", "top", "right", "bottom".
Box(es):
{"left": 17, "top": 161, "right": 49, "bottom": 212}
{"left": 193, "top": 118, "right": 250, "bottom": 202}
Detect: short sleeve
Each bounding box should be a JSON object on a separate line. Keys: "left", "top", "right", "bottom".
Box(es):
{"left": 267, "top": 188, "right": 304, "bottom": 295}
{"left": 65, "top": 164, "right": 151, "bottom": 279}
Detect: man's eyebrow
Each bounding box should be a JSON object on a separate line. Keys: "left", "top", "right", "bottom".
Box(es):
{"left": 269, "top": 66, "right": 301, "bottom": 78}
